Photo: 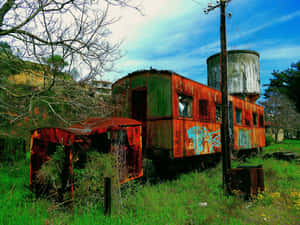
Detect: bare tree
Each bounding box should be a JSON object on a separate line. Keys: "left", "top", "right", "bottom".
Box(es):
{"left": 0, "top": 0, "right": 139, "bottom": 137}
{"left": 0, "top": 0, "right": 139, "bottom": 83}
{"left": 261, "top": 90, "right": 300, "bottom": 143}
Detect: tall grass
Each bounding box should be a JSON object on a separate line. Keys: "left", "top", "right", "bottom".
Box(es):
{"left": 0, "top": 141, "right": 299, "bottom": 224}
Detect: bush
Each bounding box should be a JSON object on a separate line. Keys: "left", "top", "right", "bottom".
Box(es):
{"left": 265, "top": 135, "right": 274, "bottom": 146}
{"left": 73, "top": 152, "right": 118, "bottom": 208}
{"left": 0, "top": 136, "right": 26, "bottom": 163}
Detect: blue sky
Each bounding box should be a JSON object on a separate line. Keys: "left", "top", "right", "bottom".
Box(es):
{"left": 105, "top": 0, "right": 300, "bottom": 96}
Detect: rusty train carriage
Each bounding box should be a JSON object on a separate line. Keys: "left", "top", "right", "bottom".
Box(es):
{"left": 29, "top": 117, "right": 143, "bottom": 194}
{"left": 112, "top": 69, "right": 265, "bottom": 160}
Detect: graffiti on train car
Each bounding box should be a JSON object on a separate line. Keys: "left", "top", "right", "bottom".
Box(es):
{"left": 187, "top": 126, "right": 221, "bottom": 155}
{"left": 238, "top": 129, "right": 251, "bottom": 149}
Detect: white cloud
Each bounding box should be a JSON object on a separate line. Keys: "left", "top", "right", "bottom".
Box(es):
{"left": 233, "top": 10, "right": 300, "bottom": 40}
{"left": 260, "top": 45, "right": 300, "bottom": 60}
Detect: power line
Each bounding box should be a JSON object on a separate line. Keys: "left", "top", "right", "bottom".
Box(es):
{"left": 230, "top": 0, "right": 289, "bottom": 47}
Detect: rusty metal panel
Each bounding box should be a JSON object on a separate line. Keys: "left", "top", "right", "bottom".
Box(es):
{"left": 185, "top": 121, "right": 221, "bottom": 157}
{"left": 131, "top": 74, "right": 147, "bottom": 89}
{"left": 112, "top": 78, "right": 130, "bottom": 118}
{"left": 146, "top": 120, "right": 173, "bottom": 150}
{"left": 229, "top": 165, "right": 264, "bottom": 198}
{"left": 112, "top": 70, "right": 265, "bottom": 161}
{"left": 173, "top": 119, "right": 184, "bottom": 158}
{"left": 147, "top": 73, "right": 172, "bottom": 118}
{"left": 173, "top": 120, "right": 221, "bottom": 158}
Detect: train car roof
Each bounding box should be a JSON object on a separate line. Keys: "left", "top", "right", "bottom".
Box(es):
{"left": 112, "top": 69, "right": 264, "bottom": 109}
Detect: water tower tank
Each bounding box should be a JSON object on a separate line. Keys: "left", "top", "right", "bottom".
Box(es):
{"left": 207, "top": 50, "right": 260, "bottom": 103}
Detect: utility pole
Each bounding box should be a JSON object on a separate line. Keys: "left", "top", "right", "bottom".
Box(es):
{"left": 204, "top": 0, "right": 232, "bottom": 194}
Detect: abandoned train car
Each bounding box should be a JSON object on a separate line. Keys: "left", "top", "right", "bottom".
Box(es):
{"left": 30, "top": 117, "right": 143, "bottom": 195}
{"left": 112, "top": 70, "right": 265, "bottom": 161}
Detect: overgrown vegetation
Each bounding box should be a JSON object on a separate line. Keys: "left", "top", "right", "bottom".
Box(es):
{"left": 261, "top": 60, "right": 300, "bottom": 142}
{"left": 0, "top": 140, "right": 299, "bottom": 224}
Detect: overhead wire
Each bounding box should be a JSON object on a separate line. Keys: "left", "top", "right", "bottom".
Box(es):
{"left": 227, "top": 0, "right": 289, "bottom": 50}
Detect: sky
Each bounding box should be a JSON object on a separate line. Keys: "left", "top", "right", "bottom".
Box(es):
{"left": 104, "top": 0, "right": 300, "bottom": 97}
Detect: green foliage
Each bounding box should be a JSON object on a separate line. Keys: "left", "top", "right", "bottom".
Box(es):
{"left": 36, "top": 145, "right": 65, "bottom": 193}
{"left": 0, "top": 136, "right": 26, "bottom": 164}
{"left": 43, "top": 55, "right": 68, "bottom": 72}
{"left": 1, "top": 141, "right": 300, "bottom": 224}
{"left": 265, "top": 134, "right": 274, "bottom": 146}
{"left": 73, "top": 152, "right": 118, "bottom": 208}
{"left": 264, "top": 61, "right": 300, "bottom": 112}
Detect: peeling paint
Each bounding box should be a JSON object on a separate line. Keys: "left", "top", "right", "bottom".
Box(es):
{"left": 238, "top": 129, "right": 251, "bottom": 149}
{"left": 207, "top": 50, "right": 260, "bottom": 96}
{"left": 187, "top": 126, "right": 221, "bottom": 155}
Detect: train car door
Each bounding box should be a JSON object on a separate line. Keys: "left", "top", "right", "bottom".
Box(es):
{"left": 131, "top": 90, "right": 147, "bottom": 149}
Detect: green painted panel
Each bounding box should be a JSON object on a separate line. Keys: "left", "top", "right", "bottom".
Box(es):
{"left": 131, "top": 74, "right": 146, "bottom": 89}
{"left": 112, "top": 79, "right": 130, "bottom": 118}
{"left": 146, "top": 120, "right": 173, "bottom": 149}
{"left": 148, "top": 74, "right": 172, "bottom": 118}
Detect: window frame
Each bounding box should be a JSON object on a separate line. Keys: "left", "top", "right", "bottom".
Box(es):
{"left": 178, "top": 93, "right": 193, "bottom": 118}
{"left": 235, "top": 107, "right": 242, "bottom": 125}
{"left": 215, "top": 103, "right": 222, "bottom": 123}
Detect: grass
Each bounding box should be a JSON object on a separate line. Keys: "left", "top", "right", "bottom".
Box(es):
{"left": 264, "top": 139, "right": 300, "bottom": 154}
{"left": 0, "top": 140, "right": 299, "bottom": 225}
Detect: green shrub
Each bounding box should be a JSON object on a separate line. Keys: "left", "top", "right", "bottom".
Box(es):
{"left": 265, "top": 135, "right": 274, "bottom": 146}
{"left": 73, "top": 152, "right": 118, "bottom": 208}
{"left": 0, "top": 136, "right": 26, "bottom": 164}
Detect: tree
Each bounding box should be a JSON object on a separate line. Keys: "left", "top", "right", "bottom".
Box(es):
{"left": 261, "top": 89, "right": 300, "bottom": 143}
{"left": 0, "top": 1, "right": 138, "bottom": 138}
{"left": 264, "top": 61, "right": 300, "bottom": 113}
{"left": 0, "top": 0, "right": 139, "bottom": 83}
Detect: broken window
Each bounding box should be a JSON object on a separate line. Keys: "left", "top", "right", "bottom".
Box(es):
{"left": 253, "top": 112, "right": 257, "bottom": 126}
{"left": 259, "top": 114, "right": 264, "bottom": 128}
{"left": 235, "top": 108, "right": 242, "bottom": 124}
{"left": 178, "top": 94, "right": 193, "bottom": 118}
{"left": 215, "top": 104, "right": 222, "bottom": 122}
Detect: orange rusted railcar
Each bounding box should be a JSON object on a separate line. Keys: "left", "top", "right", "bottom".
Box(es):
{"left": 112, "top": 69, "right": 265, "bottom": 161}
{"left": 30, "top": 117, "right": 143, "bottom": 196}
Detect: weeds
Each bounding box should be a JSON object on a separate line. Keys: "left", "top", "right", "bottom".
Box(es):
{"left": 0, "top": 140, "right": 299, "bottom": 224}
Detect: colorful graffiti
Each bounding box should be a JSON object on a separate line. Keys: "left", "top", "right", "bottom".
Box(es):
{"left": 187, "top": 126, "right": 221, "bottom": 155}
{"left": 238, "top": 129, "right": 251, "bottom": 149}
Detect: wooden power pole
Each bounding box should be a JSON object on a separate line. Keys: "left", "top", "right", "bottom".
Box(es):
{"left": 204, "top": 0, "right": 232, "bottom": 193}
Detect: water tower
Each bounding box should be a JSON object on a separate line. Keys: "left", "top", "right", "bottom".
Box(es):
{"left": 207, "top": 50, "right": 260, "bottom": 103}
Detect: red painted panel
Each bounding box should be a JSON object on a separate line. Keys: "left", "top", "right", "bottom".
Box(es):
{"left": 173, "top": 119, "right": 221, "bottom": 158}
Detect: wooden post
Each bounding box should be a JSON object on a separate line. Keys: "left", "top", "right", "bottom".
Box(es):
{"left": 220, "top": 0, "right": 231, "bottom": 194}
{"left": 104, "top": 177, "right": 112, "bottom": 216}
{"left": 204, "top": 0, "right": 232, "bottom": 194}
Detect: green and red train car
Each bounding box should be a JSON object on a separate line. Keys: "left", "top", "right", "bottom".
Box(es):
{"left": 112, "top": 69, "right": 265, "bottom": 162}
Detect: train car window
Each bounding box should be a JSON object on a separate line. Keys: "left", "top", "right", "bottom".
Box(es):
{"left": 235, "top": 108, "right": 242, "bottom": 124}
{"left": 253, "top": 113, "right": 258, "bottom": 126}
{"left": 199, "top": 100, "right": 211, "bottom": 122}
{"left": 215, "top": 104, "right": 222, "bottom": 122}
{"left": 178, "top": 94, "right": 193, "bottom": 118}
{"left": 259, "top": 114, "right": 264, "bottom": 127}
